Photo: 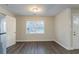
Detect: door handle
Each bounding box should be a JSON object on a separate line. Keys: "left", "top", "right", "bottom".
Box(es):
{"left": 74, "top": 32, "right": 76, "bottom": 36}
{"left": 74, "top": 33, "right": 76, "bottom": 36}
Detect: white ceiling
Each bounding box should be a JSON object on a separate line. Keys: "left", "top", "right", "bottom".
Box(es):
{"left": 1, "top": 4, "right": 79, "bottom": 16}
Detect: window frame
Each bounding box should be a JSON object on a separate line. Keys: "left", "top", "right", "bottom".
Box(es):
{"left": 26, "top": 20, "right": 45, "bottom": 34}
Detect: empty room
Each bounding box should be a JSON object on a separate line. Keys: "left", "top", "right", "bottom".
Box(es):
{"left": 1, "top": 4, "right": 79, "bottom": 54}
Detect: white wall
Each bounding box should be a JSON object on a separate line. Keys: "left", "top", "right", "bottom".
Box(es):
{"left": 55, "top": 8, "right": 72, "bottom": 50}
{"left": 16, "top": 16, "right": 55, "bottom": 41}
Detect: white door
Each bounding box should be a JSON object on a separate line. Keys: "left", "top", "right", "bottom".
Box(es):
{"left": 73, "top": 16, "right": 79, "bottom": 49}
{"left": 6, "top": 16, "right": 16, "bottom": 48}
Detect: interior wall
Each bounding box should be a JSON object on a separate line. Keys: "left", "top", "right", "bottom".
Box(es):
{"left": 54, "top": 8, "right": 72, "bottom": 50}
{"left": 16, "top": 16, "right": 55, "bottom": 41}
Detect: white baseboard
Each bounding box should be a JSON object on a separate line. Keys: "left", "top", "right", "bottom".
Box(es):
{"left": 16, "top": 39, "right": 73, "bottom": 50}
{"left": 6, "top": 42, "right": 16, "bottom": 48}
{"left": 55, "top": 40, "right": 73, "bottom": 50}
{"left": 16, "top": 39, "right": 54, "bottom": 42}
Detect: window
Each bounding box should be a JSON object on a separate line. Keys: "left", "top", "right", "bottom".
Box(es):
{"left": 26, "top": 20, "right": 44, "bottom": 34}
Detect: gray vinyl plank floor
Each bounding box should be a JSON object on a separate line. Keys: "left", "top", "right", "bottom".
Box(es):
{"left": 7, "top": 41, "right": 79, "bottom": 54}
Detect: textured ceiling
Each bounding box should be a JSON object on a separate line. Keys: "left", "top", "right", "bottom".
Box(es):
{"left": 1, "top": 4, "right": 79, "bottom": 16}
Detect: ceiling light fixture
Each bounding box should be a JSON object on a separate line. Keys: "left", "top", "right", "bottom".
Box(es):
{"left": 32, "top": 7, "right": 40, "bottom": 13}
{"left": 28, "top": 6, "right": 42, "bottom": 15}
{"left": 30, "top": 6, "right": 42, "bottom": 15}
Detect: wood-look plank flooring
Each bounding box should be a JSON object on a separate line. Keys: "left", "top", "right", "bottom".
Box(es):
{"left": 7, "top": 41, "right": 79, "bottom": 54}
